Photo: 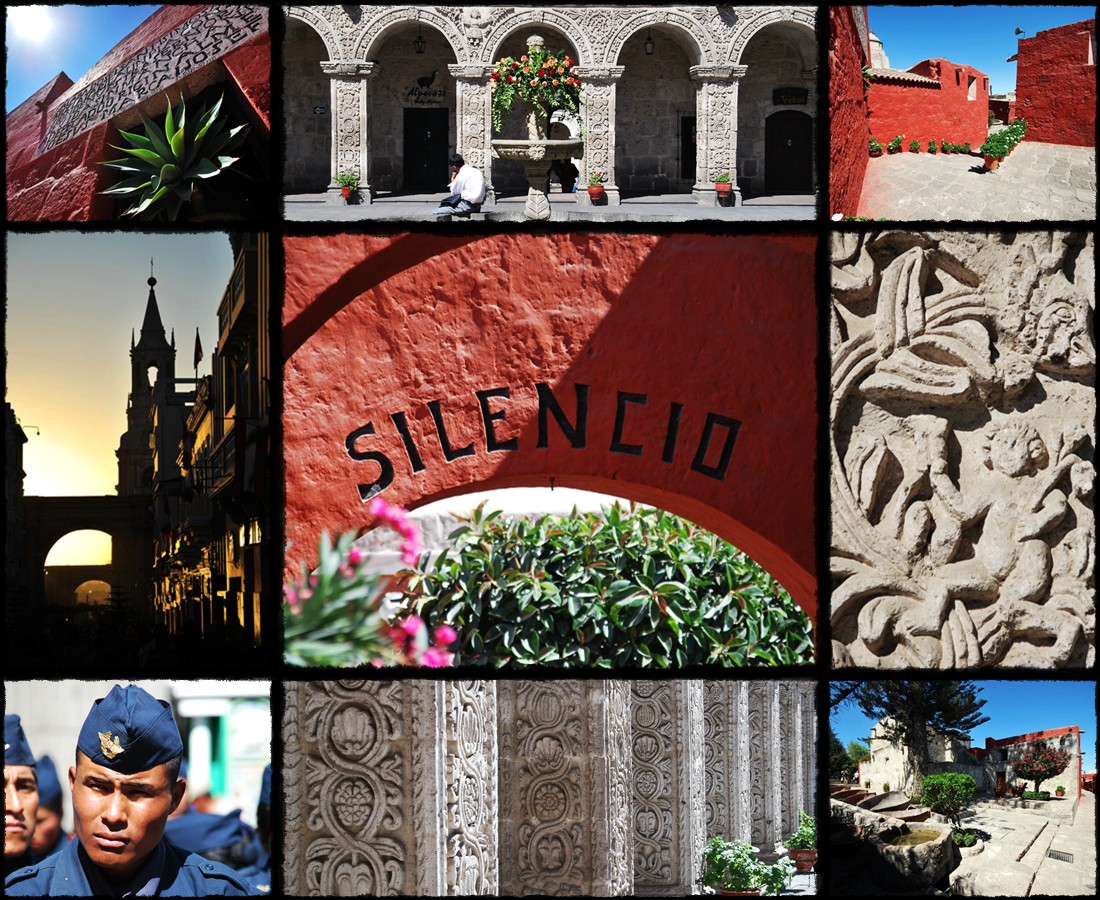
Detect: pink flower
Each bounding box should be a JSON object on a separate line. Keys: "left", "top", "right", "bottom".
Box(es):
{"left": 434, "top": 624, "right": 458, "bottom": 647}
{"left": 284, "top": 586, "right": 300, "bottom": 614}
{"left": 401, "top": 615, "right": 423, "bottom": 637}
{"left": 400, "top": 531, "right": 421, "bottom": 566}
{"left": 347, "top": 546, "right": 363, "bottom": 565}
{"left": 420, "top": 646, "right": 453, "bottom": 668}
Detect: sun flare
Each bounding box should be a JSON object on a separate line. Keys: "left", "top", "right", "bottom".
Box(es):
{"left": 7, "top": 5, "right": 54, "bottom": 44}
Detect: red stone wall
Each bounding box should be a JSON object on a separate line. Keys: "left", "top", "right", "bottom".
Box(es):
{"left": 283, "top": 233, "right": 818, "bottom": 625}
{"left": 989, "top": 98, "right": 1016, "bottom": 124}
{"left": 828, "top": 6, "right": 871, "bottom": 216}
{"left": 5, "top": 5, "right": 270, "bottom": 222}
{"left": 1016, "top": 19, "right": 1096, "bottom": 146}
{"left": 867, "top": 58, "right": 990, "bottom": 148}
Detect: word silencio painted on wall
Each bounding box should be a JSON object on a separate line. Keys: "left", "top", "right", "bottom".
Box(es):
{"left": 345, "top": 382, "right": 743, "bottom": 502}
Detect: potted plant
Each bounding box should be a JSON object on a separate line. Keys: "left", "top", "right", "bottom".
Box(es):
{"left": 700, "top": 837, "right": 796, "bottom": 896}
{"left": 783, "top": 811, "right": 817, "bottom": 873}
{"left": 335, "top": 171, "right": 361, "bottom": 202}
{"left": 587, "top": 171, "right": 606, "bottom": 202}
{"left": 962, "top": 142, "right": 971, "bottom": 154}
{"left": 713, "top": 171, "right": 734, "bottom": 199}
{"left": 927, "top": 139, "right": 937, "bottom": 155}
{"left": 979, "top": 133, "right": 1006, "bottom": 170}
{"left": 1055, "top": 785, "right": 1066, "bottom": 797}
{"left": 883, "top": 782, "right": 890, "bottom": 792}
{"left": 868, "top": 137, "right": 883, "bottom": 158}
{"left": 908, "top": 139, "right": 920, "bottom": 153}
{"left": 489, "top": 43, "right": 581, "bottom": 136}
{"left": 864, "top": 779, "right": 871, "bottom": 789}
{"left": 940, "top": 139, "right": 949, "bottom": 154}
{"left": 887, "top": 135, "right": 903, "bottom": 154}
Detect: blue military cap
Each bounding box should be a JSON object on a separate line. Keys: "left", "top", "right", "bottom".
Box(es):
{"left": 4, "top": 714, "right": 35, "bottom": 767}
{"left": 76, "top": 684, "right": 184, "bottom": 775}
{"left": 259, "top": 764, "right": 271, "bottom": 805}
{"left": 165, "top": 809, "right": 254, "bottom": 854}
{"left": 35, "top": 755, "right": 63, "bottom": 806}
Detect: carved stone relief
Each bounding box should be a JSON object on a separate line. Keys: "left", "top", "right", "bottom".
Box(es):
{"left": 42, "top": 6, "right": 268, "bottom": 153}
{"left": 831, "top": 231, "right": 1096, "bottom": 668}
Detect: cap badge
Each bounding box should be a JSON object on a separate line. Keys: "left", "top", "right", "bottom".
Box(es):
{"left": 99, "top": 731, "right": 124, "bottom": 760}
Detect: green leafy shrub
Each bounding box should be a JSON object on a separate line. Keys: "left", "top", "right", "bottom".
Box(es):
{"left": 908, "top": 139, "right": 920, "bottom": 152}
{"left": 1014, "top": 744, "right": 1070, "bottom": 793}
{"left": 887, "top": 134, "right": 903, "bottom": 152}
{"left": 928, "top": 139, "right": 938, "bottom": 154}
{"left": 100, "top": 93, "right": 248, "bottom": 220}
{"left": 784, "top": 810, "right": 816, "bottom": 850}
{"left": 921, "top": 772, "right": 977, "bottom": 829}
{"left": 952, "top": 829, "right": 978, "bottom": 847}
{"left": 868, "top": 136, "right": 883, "bottom": 154}
{"left": 701, "top": 837, "right": 795, "bottom": 895}
{"left": 401, "top": 504, "right": 813, "bottom": 667}
{"left": 1023, "top": 790, "right": 1051, "bottom": 800}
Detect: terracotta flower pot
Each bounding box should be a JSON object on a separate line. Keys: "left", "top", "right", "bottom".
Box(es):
{"left": 341, "top": 186, "right": 352, "bottom": 199}
{"left": 587, "top": 184, "right": 605, "bottom": 202}
{"left": 715, "top": 181, "right": 733, "bottom": 196}
{"left": 788, "top": 848, "right": 817, "bottom": 873}
{"left": 870, "top": 148, "right": 882, "bottom": 157}
{"left": 983, "top": 155, "right": 1000, "bottom": 171}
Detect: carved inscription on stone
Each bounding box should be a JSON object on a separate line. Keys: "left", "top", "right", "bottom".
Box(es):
{"left": 831, "top": 231, "right": 1096, "bottom": 669}
{"left": 42, "top": 6, "right": 267, "bottom": 153}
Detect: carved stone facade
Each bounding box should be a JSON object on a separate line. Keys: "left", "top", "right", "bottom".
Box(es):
{"left": 831, "top": 231, "right": 1096, "bottom": 669}
{"left": 282, "top": 5, "right": 817, "bottom": 204}
{"left": 284, "top": 679, "right": 816, "bottom": 895}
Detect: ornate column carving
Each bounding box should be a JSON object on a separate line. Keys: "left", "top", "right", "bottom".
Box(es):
{"left": 574, "top": 65, "right": 624, "bottom": 206}
{"left": 449, "top": 65, "right": 496, "bottom": 203}
{"left": 691, "top": 65, "right": 746, "bottom": 206}
{"left": 282, "top": 680, "right": 498, "bottom": 896}
{"left": 498, "top": 680, "right": 634, "bottom": 895}
{"left": 321, "top": 61, "right": 376, "bottom": 203}
{"left": 631, "top": 681, "right": 706, "bottom": 895}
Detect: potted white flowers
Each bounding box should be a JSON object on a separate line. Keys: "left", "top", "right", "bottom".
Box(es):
{"left": 700, "top": 837, "right": 795, "bottom": 896}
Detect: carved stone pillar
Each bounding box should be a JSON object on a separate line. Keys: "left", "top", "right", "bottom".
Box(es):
{"left": 703, "top": 681, "right": 816, "bottom": 848}
{"left": 450, "top": 65, "right": 496, "bottom": 203}
{"left": 283, "top": 680, "right": 498, "bottom": 896}
{"left": 631, "top": 681, "right": 706, "bottom": 896}
{"left": 574, "top": 66, "right": 624, "bottom": 206}
{"left": 691, "top": 65, "right": 745, "bottom": 206}
{"left": 498, "top": 680, "right": 634, "bottom": 895}
{"left": 321, "top": 61, "right": 375, "bottom": 203}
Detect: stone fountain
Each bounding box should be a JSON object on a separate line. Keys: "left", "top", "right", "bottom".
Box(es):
{"left": 490, "top": 35, "right": 583, "bottom": 220}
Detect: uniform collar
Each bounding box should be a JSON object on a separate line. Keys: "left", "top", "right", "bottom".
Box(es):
{"left": 80, "top": 839, "right": 167, "bottom": 897}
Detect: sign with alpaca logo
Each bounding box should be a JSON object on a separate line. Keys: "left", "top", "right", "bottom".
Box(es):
{"left": 407, "top": 69, "right": 446, "bottom": 104}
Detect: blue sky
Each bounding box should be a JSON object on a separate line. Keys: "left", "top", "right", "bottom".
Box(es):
{"left": 867, "top": 5, "right": 1096, "bottom": 95}
{"left": 832, "top": 681, "right": 1097, "bottom": 775}
{"left": 6, "top": 4, "right": 159, "bottom": 112}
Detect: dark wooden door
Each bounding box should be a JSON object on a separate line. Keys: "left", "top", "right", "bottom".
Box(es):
{"left": 764, "top": 110, "right": 812, "bottom": 194}
{"left": 403, "top": 108, "right": 449, "bottom": 192}
{"left": 680, "top": 116, "right": 696, "bottom": 181}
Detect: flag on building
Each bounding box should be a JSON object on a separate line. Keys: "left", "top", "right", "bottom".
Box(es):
{"left": 194, "top": 328, "right": 203, "bottom": 370}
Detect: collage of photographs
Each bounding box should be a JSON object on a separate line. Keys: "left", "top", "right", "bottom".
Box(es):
{"left": 1, "top": 3, "right": 1095, "bottom": 898}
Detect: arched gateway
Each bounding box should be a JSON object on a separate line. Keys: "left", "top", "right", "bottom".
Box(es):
{"left": 283, "top": 233, "right": 817, "bottom": 632}
{"left": 282, "top": 5, "right": 818, "bottom": 205}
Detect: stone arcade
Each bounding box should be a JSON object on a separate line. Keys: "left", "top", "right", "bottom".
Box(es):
{"left": 283, "top": 5, "right": 818, "bottom": 205}
{"left": 283, "top": 680, "right": 816, "bottom": 895}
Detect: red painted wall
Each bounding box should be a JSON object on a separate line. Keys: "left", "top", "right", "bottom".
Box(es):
{"left": 986, "top": 725, "right": 1083, "bottom": 799}
{"left": 1016, "top": 19, "right": 1096, "bottom": 146}
{"left": 5, "top": 5, "right": 270, "bottom": 222}
{"left": 828, "top": 6, "right": 871, "bottom": 216}
{"left": 868, "top": 58, "right": 990, "bottom": 148}
{"left": 283, "top": 233, "right": 818, "bottom": 627}
{"left": 989, "top": 98, "right": 1016, "bottom": 124}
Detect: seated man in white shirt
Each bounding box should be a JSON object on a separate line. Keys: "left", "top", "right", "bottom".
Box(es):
{"left": 433, "top": 154, "right": 486, "bottom": 217}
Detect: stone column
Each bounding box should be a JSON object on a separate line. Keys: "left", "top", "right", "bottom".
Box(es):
{"left": 498, "top": 680, "right": 634, "bottom": 895}
{"left": 321, "top": 61, "right": 376, "bottom": 203}
{"left": 574, "top": 66, "right": 624, "bottom": 206}
{"left": 691, "top": 65, "right": 746, "bottom": 206}
{"left": 703, "top": 681, "right": 815, "bottom": 848}
{"left": 631, "top": 681, "right": 707, "bottom": 896}
{"left": 283, "top": 680, "right": 498, "bottom": 896}
{"left": 450, "top": 65, "right": 496, "bottom": 204}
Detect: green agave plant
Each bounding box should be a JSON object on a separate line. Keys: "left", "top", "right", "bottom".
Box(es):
{"left": 101, "top": 92, "right": 248, "bottom": 220}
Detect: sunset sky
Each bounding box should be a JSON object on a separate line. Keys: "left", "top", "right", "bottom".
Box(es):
{"left": 6, "top": 232, "right": 234, "bottom": 564}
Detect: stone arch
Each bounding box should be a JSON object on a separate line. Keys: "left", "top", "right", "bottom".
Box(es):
{"left": 729, "top": 7, "right": 817, "bottom": 66}
{"left": 283, "top": 6, "right": 342, "bottom": 61}
{"left": 283, "top": 232, "right": 818, "bottom": 632}
{"left": 284, "top": 14, "right": 334, "bottom": 192}
{"left": 354, "top": 8, "right": 465, "bottom": 63}
{"left": 603, "top": 12, "right": 708, "bottom": 68}
{"left": 483, "top": 11, "right": 596, "bottom": 68}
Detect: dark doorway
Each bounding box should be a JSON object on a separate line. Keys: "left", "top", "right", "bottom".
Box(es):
{"left": 680, "top": 116, "right": 697, "bottom": 181}
{"left": 404, "top": 108, "right": 450, "bottom": 192}
{"left": 764, "top": 110, "right": 812, "bottom": 194}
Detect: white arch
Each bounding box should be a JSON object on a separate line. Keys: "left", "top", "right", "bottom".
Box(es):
{"left": 604, "top": 11, "right": 709, "bottom": 67}
{"left": 730, "top": 7, "right": 817, "bottom": 66}
{"left": 483, "top": 9, "right": 595, "bottom": 66}
{"left": 283, "top": 6, "right": 342, "bottom": 61}
{"left": 353, "top": 7, "right": 466, "bottom": 62}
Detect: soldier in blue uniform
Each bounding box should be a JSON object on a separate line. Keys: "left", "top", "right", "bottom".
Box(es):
{"left": 5, "top": 684, "right": 257, "bottom": 896}
{"left": 4, "top": 715, "right": 39, "bottom": 877}
{"left": 31, "top": 756, "right": 72, "bottom": 861}
{"left": 237, "top": 765, "right": 271, "bottom": 893}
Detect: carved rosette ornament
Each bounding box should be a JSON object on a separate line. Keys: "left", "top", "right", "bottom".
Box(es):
{"left": 320, "top": 61, "right": 375, "bottom": 199}
{"left": 690, "top": 66, "right": 745, "bottom": 204}
{"left": 831, "top": 231, "right": 1096, "bottom": 669}
{"left": 573, "top": 66, "right": 624, "bottom": 204}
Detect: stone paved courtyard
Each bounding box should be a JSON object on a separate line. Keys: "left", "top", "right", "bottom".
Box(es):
{"left": 855, "top": 141, "right": 1095, "bottom": 220}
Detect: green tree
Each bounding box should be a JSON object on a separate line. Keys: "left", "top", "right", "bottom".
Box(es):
{"left": 846, "top": 739, "right": 871, "bottom": 776}
{"left": 1014, "top": 745, "right": 1071, "bottom": 794}
{"left": 853, "top": 682, "right": 989, "bottom": 791}
{"left": 921, "top": 772, "right": 977, "bottom": 829}
{"left": 829, "top": 728, "right": 850, "bottom": 780}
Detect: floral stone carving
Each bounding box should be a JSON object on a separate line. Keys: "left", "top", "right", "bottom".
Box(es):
{"left": 831, "top": 231, "right": 1095, "bottom": 668}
